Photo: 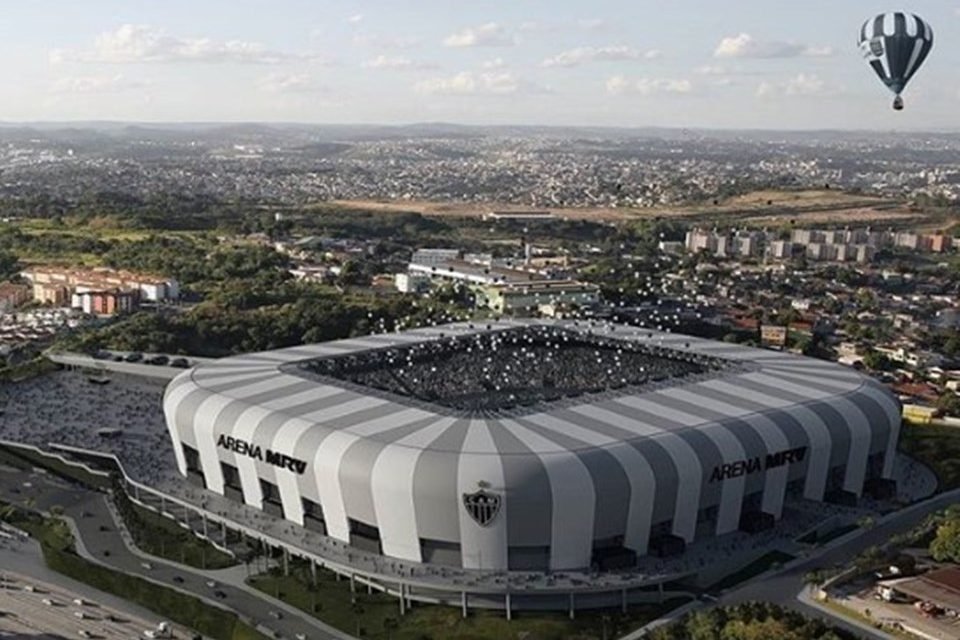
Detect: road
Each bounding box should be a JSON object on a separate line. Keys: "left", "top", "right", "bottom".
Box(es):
{"left": 624, "top": 487, "right": 960, "bottom": 640}
{"left": 0, "top": 465, "right": 352, "bottom": 640}
{"left": 6, "top": 462, "right": 960, "bottom": 640}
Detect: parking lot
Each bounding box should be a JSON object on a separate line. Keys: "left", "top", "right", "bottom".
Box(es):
{"left": 0, "top": 571, "right": 188, "bottom": 639}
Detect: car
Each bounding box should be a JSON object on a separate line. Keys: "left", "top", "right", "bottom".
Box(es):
{"left": 112, "top": 355, "right": 125, "bottom": 362}
{"left": 269, "top": 610, "right": 282, "bottom": 620}
{"left": 124, "top": 352, "right": 144, "bottom": 363}
{"left": 172, "top": 576, "right": 184, "bottom": 584}
{"left": 92, "top": 351, "right": 111, "bottom": 360}
{"left": 295, "top": 634, "right": 307, "bottom": 640}
{"left": 141, "top": 562, "right": 152, "bottom": 570}
{"left": 213, "top": 590, "right": 227, "bottom": 599}
{"left": 205, "top": 580, "right": 217, "bottom": 588}
{"left": 170, "top": 357, "right": 190, "bottom": 368}
{"left": 147, "top": 355, "right": 170, "bottom": 366}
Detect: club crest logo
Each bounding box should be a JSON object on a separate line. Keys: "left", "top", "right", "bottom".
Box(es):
{"left": 463, "top": 482, "right": 501, "bottom": 527}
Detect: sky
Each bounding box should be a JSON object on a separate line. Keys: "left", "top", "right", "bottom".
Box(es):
{"left": 1, "top": 0, "right": 958, "bottom": 129}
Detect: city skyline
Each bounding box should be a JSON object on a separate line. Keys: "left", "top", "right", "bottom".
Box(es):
{"left": 2, "top": 0, "right": 959, "bottom": 130}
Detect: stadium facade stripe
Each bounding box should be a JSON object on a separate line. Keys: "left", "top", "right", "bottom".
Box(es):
{"left": 522, "top": 412, "right": 655, "bottom": 555}
{"left": 372, "top": 417, "right": 457, "bottom": 562}
{"left": 457, "top": 421, "right": 509, "bottom": 570}
{"left": 412, "top": 420, "right": 471, "bottom": 545}
{"left": 315, "top": 407, "right": 431, "bottom": 543}
{"left": 499, "top": 419, "right": 596, "bottom": 570}
{"left": 570, "top": 403, "right": 701, "bottom": 542}
{"left": 859, "top": 382, "right": 902, "bottom": 478}
{"left": 659, "top": 388, "right": 790, "bottom": 519}
{"left": 512, "top": 416, "right": 630, "bottom": 542}
{"left": 483, "top": 421, "right": 559, "bottom": 560}
{"left": 699, "top": 378, "right": 832, "bottom": 500}
{"left": 622, "top": 395, "right": 747, "bottom": 535}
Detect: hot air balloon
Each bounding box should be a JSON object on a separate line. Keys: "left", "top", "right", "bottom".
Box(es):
{"left": 858, "top": 12, "right": 933, "bottom": 110}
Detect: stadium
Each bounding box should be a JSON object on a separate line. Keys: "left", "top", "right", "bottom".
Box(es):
{"left": 164, "top": 319, "right": 902, "bottom": 581}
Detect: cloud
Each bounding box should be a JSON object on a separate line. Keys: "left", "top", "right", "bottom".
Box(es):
{"left": 578, "top": 18, "right": 608, "bottom": 31}
{"left": 695, "top": 64, "right": 727, "bottom": 75}
{"left": 351, "top": 33, "right": 422, "bottom": 49}
{"left": 50, "top": 74, "right": 149, "bottom": 94}
{"left": 481, "top": 57, "right": 506, "bottom": 70}
{"left": 51, "top": 24, "right": 306, "bottom": 65}
{"left": 542, "top": 45, "right": 661, "bottom": 68}
{"left": 606, "top": 75, "right": 693, "bottom": 96}
{"left": 258, "top": 73, "right": 327, "bottom": 94}
{"left": 443, "top": 23, "right": 515, "bottom": 48}
{"left": 714, "top": 33, "right": 833, "bottom": 59}
{"left": 347, "top": 14, "right": 364, "bottom": 25}
{"left": 415, "top": 71, "right": 546, "bottom": 96}
{"left": 756, "top": 73, "right": 831, "bottom": 97}
{"left": 362, "top": 55, "right": 436, "bottom": 70}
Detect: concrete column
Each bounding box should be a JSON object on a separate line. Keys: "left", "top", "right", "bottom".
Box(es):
{"left": 349, "top": 574, "right": 355, "bottom": 594}
{"left": 621, "top": 588, "right": 628, "bottom": 614}
{"left": 505, "top": 592, "right": 512, "bottom": 621}
{"left": 283, "top": 548, "right": 289, "bottom": 576}
{"left": 201, "top": 513, "right": 208, "bottom": 539}
{"left": 310, "top": 559, "right": 317, "bottom": 585}
{"left": 569, "top": 592, "right": 575, "bottom": 620}
{"left": 133, "top": 484, "right": 140, "bottom": 502}
{"left": 159, "top": 495, "right": 165, "bottom": 514}
{"left": 221, "top": 523, "right": 226, "bottom": 547}
{"left": 399, "top": 583, "right": 406, "bottom": 616}
{"left": 461, "top": 591, "right": 468, "bottom": 619}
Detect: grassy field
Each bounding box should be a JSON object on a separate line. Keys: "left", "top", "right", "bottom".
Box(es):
{"left": 249, "top": 561, "right": 687, "bottom": 640}
{"left": 899, "top": 422, "right": 960, "bottom": 490}
{"left": 0, "top": 501, "right": 265, "bottom": 640}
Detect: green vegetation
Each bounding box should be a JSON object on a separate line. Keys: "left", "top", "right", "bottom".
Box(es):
{"left": 249, "top": 560, "right": 687, "bottom": 640}
{"left": 57, "top": 288, "right": 464, "bottom": 357}
{"left": 937, "top": 391, "right": 960, "bottom": 418}
{"left": 899, "top": 423, "right": 960, "bottom": 490}
{"left": 929, "top": 505, "right": 960, "bottom": 563}
{"left": 0, "top": 357, "right": 59, "bottom": 382}
{"left": 648, "top": 602, "right": 857, "bottom": 640}
{"left": 0, "top": 502, "right": 266, "bottom": 640}
{"left": 706, "top": 551, "right": 794, "bottom": 592}
{"left": 0, "top": 444, "right": 112, "bottom": 490}
{"left": 111, "top": 481, "right": 237, "bottom": 570}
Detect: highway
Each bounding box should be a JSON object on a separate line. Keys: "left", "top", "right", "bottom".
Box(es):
{"left": 0, "top": 464, "right": 352, "bottom": 640}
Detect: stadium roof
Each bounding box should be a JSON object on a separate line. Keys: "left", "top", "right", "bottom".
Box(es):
{"left": 165, "top": 319, "right": 897, "bottom": 458}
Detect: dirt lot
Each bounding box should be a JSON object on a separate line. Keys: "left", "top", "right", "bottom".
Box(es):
{"left": 331, "top": 190, "right": 914, "bottom": 226}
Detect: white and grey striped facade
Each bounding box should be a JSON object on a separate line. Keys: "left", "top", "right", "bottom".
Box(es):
{"left": 163, "top": 320, "right": 901, "bottom": 574}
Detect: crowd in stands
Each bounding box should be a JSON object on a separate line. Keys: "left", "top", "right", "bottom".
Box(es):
{"left": 308, "top": 325, "right": 730, "bottom": 413}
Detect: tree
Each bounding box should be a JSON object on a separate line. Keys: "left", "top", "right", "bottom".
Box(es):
{"left": 931, "top": 517, "right": 960, "bottom": 563}
{"left": 0, "top": 250, "right": 19, "bottom": 280}
{"left": 862, "top": 350, "right": 893, "bottom": 372}
{"left": 936, "top": 392, "right": 960, "bottom": 418}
